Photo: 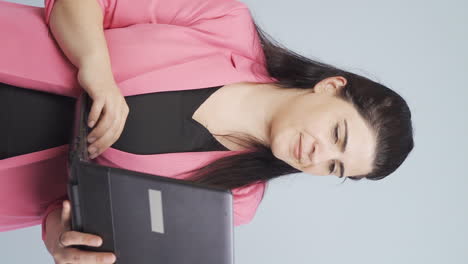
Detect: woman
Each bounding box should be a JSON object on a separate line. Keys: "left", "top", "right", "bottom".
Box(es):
{"left": 0, "top": 0, "right": 413, "bottom": 263}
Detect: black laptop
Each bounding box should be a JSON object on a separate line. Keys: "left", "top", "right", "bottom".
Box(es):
{"left": 66, "top": 92, "right": 234, "bottom": 264}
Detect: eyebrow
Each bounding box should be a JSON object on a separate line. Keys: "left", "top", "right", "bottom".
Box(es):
{"left": 339, "top": 119, "right": 348, "bottom": 178}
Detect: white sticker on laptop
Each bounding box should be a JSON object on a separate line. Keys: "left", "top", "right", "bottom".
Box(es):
{"left": 148, "top": 189, "right": 165, "bottom": 234}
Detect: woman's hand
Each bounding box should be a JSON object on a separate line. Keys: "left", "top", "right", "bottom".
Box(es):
{"left": 47, "top": 200, "right": 117, "bottom": 264}
{"left": 77, "top": 65, "right": 129, "bottom": 159}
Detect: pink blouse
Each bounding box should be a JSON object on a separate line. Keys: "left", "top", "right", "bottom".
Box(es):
{"left": 0, "top": 0, "right": 275, "bottom": 241}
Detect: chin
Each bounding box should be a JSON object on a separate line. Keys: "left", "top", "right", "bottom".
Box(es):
{"left": 271, "top": 144, "right": 294, "bottom": 167}
{"left": 269, "top": 142, "right": 282, "bottom": 160}
{"left": 270, "top": 133, "right": 293, "bottom": 163}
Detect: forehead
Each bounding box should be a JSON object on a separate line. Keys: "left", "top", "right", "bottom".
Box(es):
{"left": 337, "top": 98, "right": 376, "bottom": 177}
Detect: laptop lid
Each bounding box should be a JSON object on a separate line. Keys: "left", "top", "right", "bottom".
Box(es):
{"left": 67, "top": 92, "right": 234, "bottom": 264}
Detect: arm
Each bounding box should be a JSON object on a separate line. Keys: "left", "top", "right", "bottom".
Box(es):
{"left": 44, "top": 0, "right": 254, "bottom": 72}
{"left": 44, "top": 0, "right": 249, "bottom": 30}
{"left": 43, "top": 207, "right": 62, "bottom": 253}
{"left": 42, "top": 199, "right": 66, "bottom": 241}
{"left": 48, "top": 0, "right": 129, "bottom": 160}
{"left": 48, "top": 0, "right": 114, "bottom": 78}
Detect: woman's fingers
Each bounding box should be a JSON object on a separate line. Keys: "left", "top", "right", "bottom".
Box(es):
{"left": 87, "top": 99, "right": 114, "bottom": 142}
{"left": 84, "top": 84, "right": 129, "bottom": 159}
{"left": 96, "top": 102, "right": 128, "bottom": 157}
{"left": 87, "top": 102, "right": 122, "bottom": 159}
{"left": 87, "top": 102, "right": 117, "bottom": 156}
{"left": 61, "top": 200, "right": 71, "bottom": 229}
{"left": 88, "top": 115, "right": 118, "bottom": 159}
{"left": 55, "top": 212, "right": 117, "bottom": 263}
{"left": 87, "top": 99, "right": 104, "bottom": 129}
{"left": 86, "top": 93, "right": 129, "bottom": 159}
{"left": 59, "top": 231, "right": 103, "bottom": 248}
{"left": 56, "top": 247, "right": 116, "bottom": 264}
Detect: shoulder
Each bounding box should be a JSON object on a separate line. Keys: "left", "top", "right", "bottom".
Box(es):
{"left": 232, "top": 181, "right": 267, "bottom": 226}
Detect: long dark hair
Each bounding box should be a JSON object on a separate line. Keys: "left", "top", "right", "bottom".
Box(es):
{"left": 179, "top": 17, "right": 414, "bottom": 192}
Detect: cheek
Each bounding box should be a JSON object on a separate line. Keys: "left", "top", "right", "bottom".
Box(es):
{"left": 269, "top": 102, "right": 326, "bottom": 161}
{"left": 303, "top": 112, "right": 332, "bottom": 136}
{"left": 269, "top": 123, "right": 300, "bottom": 161}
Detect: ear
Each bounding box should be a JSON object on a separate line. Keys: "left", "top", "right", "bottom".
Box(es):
{"left": 314, "top": 76, "right": 347, "bottom": 95}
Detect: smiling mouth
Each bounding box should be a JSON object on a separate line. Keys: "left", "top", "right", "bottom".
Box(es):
{"left": 299, "top": 133, "right": 302, "bottom": 163}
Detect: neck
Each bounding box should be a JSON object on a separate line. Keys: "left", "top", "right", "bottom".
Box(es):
{"left": 201, "top": 82, "right": 302, "bottom": 148}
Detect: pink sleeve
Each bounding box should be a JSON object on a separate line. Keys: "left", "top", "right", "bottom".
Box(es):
{"left": 41, "top": 198, "right": 66, "bottom": 241}
{"left": 43, "top": 0, "right": 248, "bottom": 29}
{"left": 232, "top": 181, "right": 266, "bottom": 226}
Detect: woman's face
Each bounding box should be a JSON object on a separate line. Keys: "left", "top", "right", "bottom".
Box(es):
{"left": 269, "top": 77, "right": 376, "bottom": 178}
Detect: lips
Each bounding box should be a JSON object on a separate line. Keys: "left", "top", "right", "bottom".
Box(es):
{"left": 294, "top": 133, "right": 302, "bottom": 163}
{"left": 298, "top": 133, "right": 302, "bottom": 162}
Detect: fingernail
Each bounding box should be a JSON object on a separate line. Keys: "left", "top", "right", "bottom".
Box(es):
{"left": 92, "top": 238, "right": 102, "bottom": 246}
{"left": 88, "top": 137, "right": 96, "bottom": 143}
{"left": 105, "top": 255, "right": 116, "bottom": 262}
{"left": 90, "top": 153, "right": 97, "bottom": 159}
{"left": 89, "top": 121, "right": 95, "bottom": 128}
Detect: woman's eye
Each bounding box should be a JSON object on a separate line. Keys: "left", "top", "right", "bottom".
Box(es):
{"left": 330, "top": 123, "right": 339, "bottom": 174}
{"left": 334, "top": 124, "right": 339, "bottom": 143}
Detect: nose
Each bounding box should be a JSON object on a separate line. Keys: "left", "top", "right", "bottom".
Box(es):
{"left": 308, "top": 141, "right": 340, "bottom": 167}
{"left": 308, "top": 143, "right": 316, "bottom": 162}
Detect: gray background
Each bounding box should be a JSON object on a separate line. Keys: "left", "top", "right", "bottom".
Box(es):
{"left": 2, "top": 0, "right": 467, "bottom": 263}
